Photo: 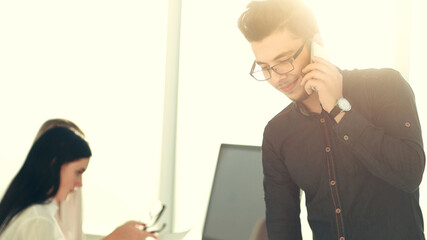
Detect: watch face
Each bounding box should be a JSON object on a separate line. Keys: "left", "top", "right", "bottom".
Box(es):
{"left": 338, "top": 98, "right": 351, "bottom": 111}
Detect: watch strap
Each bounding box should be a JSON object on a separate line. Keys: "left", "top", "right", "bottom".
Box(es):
{"left": 329, "top": 104, "right": 342, "bottom": 119}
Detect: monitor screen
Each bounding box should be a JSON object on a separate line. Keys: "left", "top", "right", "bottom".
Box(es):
{"left": 202, "top": 144, "right": 266, "bottom": 240}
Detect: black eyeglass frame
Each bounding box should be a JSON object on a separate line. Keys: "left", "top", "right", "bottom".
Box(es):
{"left": 250, "top": 39, "right": 307, "bottom": 81}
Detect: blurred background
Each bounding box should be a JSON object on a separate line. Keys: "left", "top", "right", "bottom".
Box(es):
{"left": 0, "top": 0, "right": 426, "bottom": 239}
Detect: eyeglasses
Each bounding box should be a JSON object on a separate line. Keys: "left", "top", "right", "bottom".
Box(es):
{"left": 250, "top": 40, "right": 307, "bottom": 81}
{"left": 143, "top": 201, "right": 166, "bottom": 233}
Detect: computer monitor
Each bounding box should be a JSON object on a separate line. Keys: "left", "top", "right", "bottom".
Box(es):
{"left": 202, "top": 144, "right": 266, "bottom": 240}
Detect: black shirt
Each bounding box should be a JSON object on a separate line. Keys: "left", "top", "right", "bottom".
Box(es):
{"left": 262, "top": 68, "right": 425, "bottom": 240}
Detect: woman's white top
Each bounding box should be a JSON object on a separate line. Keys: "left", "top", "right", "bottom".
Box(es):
{"left": 0, "top": 200, "right": 66, "bottom": 240}
{"left": 58, "top": 189, "right": 83, "bottom": 240}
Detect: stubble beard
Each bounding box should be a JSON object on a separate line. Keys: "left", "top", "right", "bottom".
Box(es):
{"left": 292, "top": 89, "right": 310, "bottom": 102}
{"left": 283, "top": 74, "right": 310, "bottom": 103}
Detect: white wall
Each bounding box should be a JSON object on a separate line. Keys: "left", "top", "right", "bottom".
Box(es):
{"left": 0, "top": 0, "right": 168, "bottom": 236}
{"left": 174, "top": 0, "right": 287, "bottom": 237}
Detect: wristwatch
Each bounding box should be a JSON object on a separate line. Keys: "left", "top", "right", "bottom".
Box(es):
{"left": 329, "top": 97, "right": 351, "bottom": 119}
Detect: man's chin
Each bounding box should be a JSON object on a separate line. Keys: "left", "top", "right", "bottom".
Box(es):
{"left": 285, "top": 89, "right": 310, "bottom": 102}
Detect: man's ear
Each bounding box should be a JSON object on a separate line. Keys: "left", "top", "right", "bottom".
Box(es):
{"left": 311, "top": 33, "right": 324, "bottom": 46}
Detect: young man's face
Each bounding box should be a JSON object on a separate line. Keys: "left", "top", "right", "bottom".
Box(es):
{"left": 251, "top": 29, "right": 311, "bottom": 102}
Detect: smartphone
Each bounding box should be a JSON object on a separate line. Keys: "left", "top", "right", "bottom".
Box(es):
{"left": 309, "top": 42, "right": 331, "bottom": 92}
{"left": 310, "top": 41, "right": 330, "bottom": 63}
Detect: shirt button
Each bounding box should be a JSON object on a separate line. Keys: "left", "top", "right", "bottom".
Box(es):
{"left": 335, "top": 208, "right": 341, "bottom": 214}
{"left": 325, "top": 147, "right": 331, "bottom": 152}
{"left": 343, "top": 135, "right": 349, "bottom": 141}
{"left": 405, "top": 122, "right": 411, "bottom": 128}
{"left": 320, "top": 118, "right": 326, "bottom": 123}
{"left": 330, "top": 180, "right": 336, "bottom": 186}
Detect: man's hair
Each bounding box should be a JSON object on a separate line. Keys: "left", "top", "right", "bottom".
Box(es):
{"left": 238, "top": 0, "right": 319, "bottom": 42}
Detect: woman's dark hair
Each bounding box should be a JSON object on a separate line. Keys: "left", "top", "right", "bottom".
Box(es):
{"left": 0, "top": 127, "right": 92, "bottom": 233}
{"left": 238, "top": 0, "right": 319, "bottom": 42}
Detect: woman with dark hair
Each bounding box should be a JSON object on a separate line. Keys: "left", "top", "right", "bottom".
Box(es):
{"left": 32, "top": 118, "right": 87, "bottom": 239}
{"left": 0, "top": 126, "right": 156, "bottom": 239}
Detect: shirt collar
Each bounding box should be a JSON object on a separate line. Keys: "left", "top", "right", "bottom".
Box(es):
{"left": 295, "top": 101, "right": 311, "bottom": 116}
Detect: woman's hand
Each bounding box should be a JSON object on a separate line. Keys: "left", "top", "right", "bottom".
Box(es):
{"left": 103, "top": 221, "right": 157, "bottom": 240}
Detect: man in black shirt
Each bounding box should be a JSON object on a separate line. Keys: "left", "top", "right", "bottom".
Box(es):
{"left": 237, "top": 0, "right": 425, "bottom": 239}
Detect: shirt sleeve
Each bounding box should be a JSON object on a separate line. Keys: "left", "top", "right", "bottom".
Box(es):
{"left": 18, "top": 217, "right": 67, "bottom": 240}
{"left": 334, "top": 69, "right": 425, "bottom": 193}
{"left": 262, "top": 124, "right": 302, "bottom": 240}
